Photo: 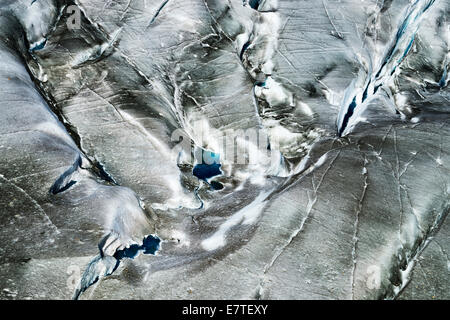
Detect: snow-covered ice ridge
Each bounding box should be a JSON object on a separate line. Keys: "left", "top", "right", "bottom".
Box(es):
{"left": 0, "top": 0, "right": 448, "bottom": 300}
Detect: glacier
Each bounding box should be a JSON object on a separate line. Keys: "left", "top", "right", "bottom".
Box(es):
{"left": 0, "top": 0, "right": 448, "bottom": 300}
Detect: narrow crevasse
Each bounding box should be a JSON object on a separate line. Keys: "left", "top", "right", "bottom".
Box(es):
{"left": 337, "top": 0, "right": 437, "bottom": 137}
